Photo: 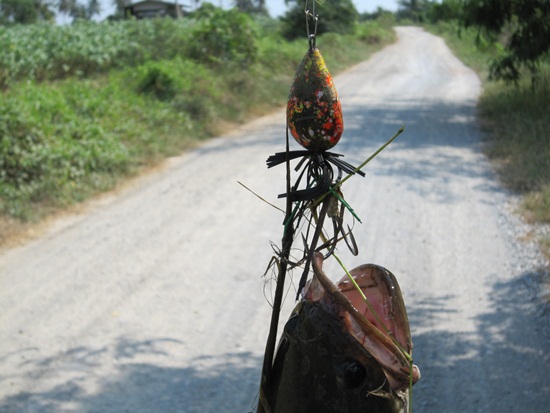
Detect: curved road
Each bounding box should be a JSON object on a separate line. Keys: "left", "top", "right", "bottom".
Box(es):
{"left": 1, "top": 27, "right": 549, "bottom": 412}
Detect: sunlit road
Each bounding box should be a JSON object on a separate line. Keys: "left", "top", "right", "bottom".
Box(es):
{"left": 1, "top": 27, "right": 548, "bottom": 412}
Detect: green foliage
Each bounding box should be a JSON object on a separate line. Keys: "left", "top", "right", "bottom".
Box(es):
{"left": 0, "top": 0, "right": 55, "bottom": 24}
{"left": 425, "top": 0, "right": 462, "bottom": 22}
{"left": 0, "top": 83, "right": 129, "bottom": 218}
{"left": 524, "top": 189, "right": 550, "bottom": 224}
{"left": 57, "top": 0, "right": 102, "bottom": 22}
{"left": 135, "top": 58, "right": 219, "bottom": 114}
{"left": 124, "top": 18, "right": 194, "bottom": 62}
{"left": 0, "top": 20, "right": 139, "bottom": 86}
{"left": 479, "top": 70, "right": 550, "bottom": 256}
{"left": 460, "top": 0, "right": 550, "bottom": 84}
{"left": 355, "top": 19, "right": 396, "bottom": 45}
{"left": 137, "top": 61, "right": 183, "bottom": 100}
{"left": 396, "top": 0, "right": 429, "bottom": 22}
{"left": 479, "top": 71, "right": 550, "bottom": 194}
{"left": 0, "top": 11, "right": 394, "bottom": 224}
{"left": 280, "top": 0, "right": 359, "bottom": 40}
{"left": 186, "top": 5, "right": 259, "bottom": 67}
{"left": 234, "top": 0, "right": 268, "bottom": 15}
{"left": 0, "top": 8, "right": 260, "bottom": 88}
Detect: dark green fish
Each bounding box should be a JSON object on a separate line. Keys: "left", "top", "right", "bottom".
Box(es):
{"left": 261, "top": 254, "right": 420, "bottom": 413}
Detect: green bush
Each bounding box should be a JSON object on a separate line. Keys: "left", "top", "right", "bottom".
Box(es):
{"left": 0, "top": 83, "right": 129, "bottom": 218}
{"left": 0, "top": 21, "right": 140, "bottom": 86}
{"left": 187, "top": 6, "right": 259, "bottom": 67}
{"left": 0, "top": 9, "right": 261, "bottom": 88}
{"left": 137, "top": 61, "right": 182, "bottom": 100}
{"left": 355, "top": 20, "right": 395, "bottom": 44}
{"left": 0, "top": 8, "right": 296, "bottom": 90}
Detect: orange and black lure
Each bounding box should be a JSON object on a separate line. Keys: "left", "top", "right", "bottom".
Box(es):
{"left": 266, "top": 2, "right": 365, "bottom": 297}
{"left": 267, "top": 0, "right": 363, "bottom": 201}
{"left": 287, "top": 47, "right": 344, "bottom": 151}
{"left": 267, "top": 46, "right": 364, "bottom": 201}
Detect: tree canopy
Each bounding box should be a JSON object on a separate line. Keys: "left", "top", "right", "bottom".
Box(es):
{"left": 461, "top": 0, "right": 550, "bottom": 83}
{"left": 280, "top": 0, "right": 359, "bottom": 40}
{"left": 0, "top": 0, "right": 55, "bottom": 24}
{"left": 58, "top": 0, "right": 100, "bottom": 21}
{"left": 0, "top": 0, "right": 101, "bottom": 24}
{"left": 234, "top": 0, "right": 267, "bottom": 15}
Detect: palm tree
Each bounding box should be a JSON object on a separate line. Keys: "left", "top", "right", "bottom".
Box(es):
{"left": 0, "top": 0, "right": 55, "bottom": 24}
{"left": 58, "top": 0, "right": 101, "bottom": 20}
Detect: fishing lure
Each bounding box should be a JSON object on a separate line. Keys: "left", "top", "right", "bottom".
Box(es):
{"left": 266, "top": 39, "right": 364, "bottom": 301}
{"left": 287, "top": 47, "right": 343, "bottom": 152}
{"left": 256, "top": 2, "right": 419, "bottom": 413}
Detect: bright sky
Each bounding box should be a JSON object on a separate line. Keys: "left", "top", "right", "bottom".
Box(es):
{"left": 94, "top": 0, "right": 400, "bottom": 20}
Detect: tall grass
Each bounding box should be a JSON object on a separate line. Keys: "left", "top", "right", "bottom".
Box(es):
{"left": 480, "top": 74, "right": 550, "bottom": 223}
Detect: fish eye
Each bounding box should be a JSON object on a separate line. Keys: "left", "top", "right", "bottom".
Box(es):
{"left": 338, "top": 361, "right": 366, "bottom": 389}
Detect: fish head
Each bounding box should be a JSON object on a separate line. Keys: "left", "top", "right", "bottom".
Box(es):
{"left": 265, "top": 254, "right": 419, "bottom": 413}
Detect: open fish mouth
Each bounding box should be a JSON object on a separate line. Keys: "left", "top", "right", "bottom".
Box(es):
{"left": 264, "top": 253, "right": 419, "bottom": 413}
{"left": 309, "top": 253, "right": 420, "bottom": 392}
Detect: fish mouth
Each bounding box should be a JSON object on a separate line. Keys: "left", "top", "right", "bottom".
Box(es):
{"left": 307, "top": 253, "right": 420, "bottom": 392}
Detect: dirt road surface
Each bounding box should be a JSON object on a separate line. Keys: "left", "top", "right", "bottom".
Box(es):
{"left": 1, "top": 27, "right": 549, "bottom": 413}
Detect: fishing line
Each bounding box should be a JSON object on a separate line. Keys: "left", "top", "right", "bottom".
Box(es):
{"left": 257, "top": 0, "right": 416, "bottom": 410}
{"left": 305, "top": 0, "right": 318, "bottom": 50}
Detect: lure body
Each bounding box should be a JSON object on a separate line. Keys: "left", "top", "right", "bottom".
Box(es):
{"left": 287, "top": 48, "right": 343, "bottom": 152}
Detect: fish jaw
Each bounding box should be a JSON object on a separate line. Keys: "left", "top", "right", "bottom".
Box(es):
{"left": 267, "top": 300, "right": 407, "bottom": 413}
{"left": 308, "top": 253, "right": 420, "bottom": 392}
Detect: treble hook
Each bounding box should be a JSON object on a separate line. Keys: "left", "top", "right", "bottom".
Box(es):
{"left": 305, "top": 0, "right": 318, "bottom": 50}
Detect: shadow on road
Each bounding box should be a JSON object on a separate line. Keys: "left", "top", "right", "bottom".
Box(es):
{"left": 0, "top": 338, "right": 262, "bottom": 413}
{"left": 410, "top": 270, "right": 550, "bottom": 413}
{"left": 333, "top": 99, "right": 507, "bottom": 208}
{"left": 2, "top": 92, "right": 547, "bottom": 413}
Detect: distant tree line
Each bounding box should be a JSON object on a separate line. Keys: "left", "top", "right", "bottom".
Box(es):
{"left": 0, "top": 0, "right": 270, "bottom": 23}
{"left": 2, "top": 0, "right": 547, "bottom": 84}
{"left": 0, "top": 0, "right": 102, "bottom": 23}
{"left": 280, "top": 0, "right": 359, "bottom": 39}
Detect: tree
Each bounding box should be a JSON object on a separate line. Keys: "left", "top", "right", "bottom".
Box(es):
{"left": 234, "top": 0, "right": 267, "bottom": 15}
{"left": 361, "top": 7, "right": 395, "bottom": 22}
{"left": 397, "top": 0, "right": 443, "bottom": 22}
{"left": 0, "top": 0, "right": 55, "bottom": 24}
{"left": 461, "top": 0, "right": 550, "bottom": 84}
{"left": 425, "top": 0, "right": 462, "bottom": 23}
{"left": 58, "top": 0, "right": 101, "bottom": 21}
{"left": 111, "top": 0, "right": 131, "bottom": 14}
{"left": 280, "top": 0, "right": 359, "bottom": 40}
{"left": 105, "top": 0, "right": 130, "bottom": 19}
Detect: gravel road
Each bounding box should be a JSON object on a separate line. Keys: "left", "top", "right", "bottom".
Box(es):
{"left": 1, "top": 26, "right": 549, "bottom": 413}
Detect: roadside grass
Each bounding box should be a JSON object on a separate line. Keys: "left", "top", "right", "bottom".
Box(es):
{"left": 480, "top": 75, "right": 550, "bottom": 218}
{"left": 0, "top": 16, "right": 395, "bottom": 245}
{"left": 425, "top": 21, "right": 550, "bottom": 261}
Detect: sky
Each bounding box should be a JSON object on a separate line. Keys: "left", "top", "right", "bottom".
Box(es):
{"left": 94, "top": 0, "right": 400, "bottom": 20}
